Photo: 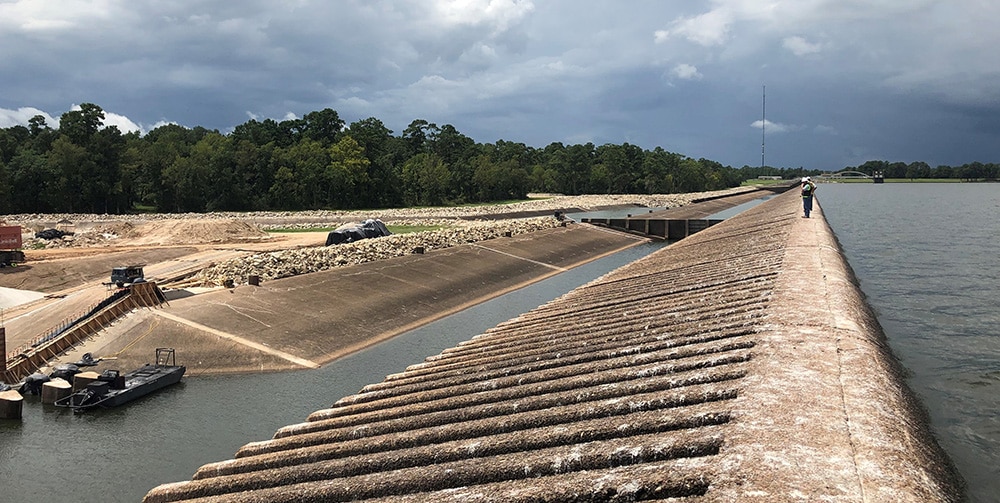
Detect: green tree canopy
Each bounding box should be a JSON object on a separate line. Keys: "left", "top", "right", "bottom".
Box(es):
{"left": 7, "top": 101, "right": 992, "bottom": 215}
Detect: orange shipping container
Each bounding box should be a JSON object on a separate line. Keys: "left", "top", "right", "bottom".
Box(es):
{"left": 0, "top": 226, "right": 23, "bottom": 249}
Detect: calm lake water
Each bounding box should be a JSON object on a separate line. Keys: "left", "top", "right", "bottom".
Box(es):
{"left": 0, "top": 241, "right": 664, "bottom": 503}
{"left": 819, "top": 183, "right": 1000, "bottom": 503}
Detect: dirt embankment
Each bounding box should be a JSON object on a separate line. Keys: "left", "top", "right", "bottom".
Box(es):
{"left": 2, "top": 188, "right": 756, "bottom": 289}
{"left": 17, "top": 219, "right": 271, "bottom": 253}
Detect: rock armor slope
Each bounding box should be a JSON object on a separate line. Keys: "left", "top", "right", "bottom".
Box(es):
{"left": 193, "top": 217, "right": 565, "bottom": 286}
{"left": 144, "top": 190, "right": 961, "bottom": 502}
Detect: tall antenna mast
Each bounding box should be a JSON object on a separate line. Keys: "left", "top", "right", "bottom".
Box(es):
{"left": 761, "top": 84, "right": 766, "bottom": 169}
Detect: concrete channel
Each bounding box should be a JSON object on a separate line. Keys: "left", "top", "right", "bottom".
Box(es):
{"left": 143, "top": 190, "right": 961, "bottom": 502}
{"left": 579, "top": 185, "right": 789, "bottom": 240}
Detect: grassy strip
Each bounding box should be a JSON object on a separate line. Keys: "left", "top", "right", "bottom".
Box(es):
{"left": 387, "top": 225, "right": 448, "bottom": 234}
{"left": 269, "top": 224, "right": 449, "bottom": 234}
{"left": 741, "top": 179, "right": 789, "bottom": 186}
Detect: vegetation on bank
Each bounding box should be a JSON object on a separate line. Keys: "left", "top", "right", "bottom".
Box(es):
{"left": 849, "top": 160, "right": 998, "bottom": 181}
{"left": 819, "top": 178, "right": 976, "bottom": 183}
{"left": 746, "top": 177, "right": 991, "bottom": 186}
{"left": 1, "top": 103, "right": 996, "bottom": 215}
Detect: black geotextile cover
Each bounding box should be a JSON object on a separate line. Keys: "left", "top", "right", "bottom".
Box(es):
{"left": 326, "top": 219, "right": 391, "bottom": 246}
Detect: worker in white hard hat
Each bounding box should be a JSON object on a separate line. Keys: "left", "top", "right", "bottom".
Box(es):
{"left": 800, "top": 177, "right": 817, "bottom": 218}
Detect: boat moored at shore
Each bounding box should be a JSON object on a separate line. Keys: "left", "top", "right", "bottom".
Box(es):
{"left": 54, "top": 348, "right": 184, "bottom": 412}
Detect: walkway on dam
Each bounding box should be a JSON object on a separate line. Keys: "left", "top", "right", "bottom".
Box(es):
{"left": 144, "top": 191, "right": 961, "bottom": 503}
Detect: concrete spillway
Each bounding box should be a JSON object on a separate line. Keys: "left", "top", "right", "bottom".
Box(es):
{"left": 144, "top": 191, "right": 961, "bottom": 502}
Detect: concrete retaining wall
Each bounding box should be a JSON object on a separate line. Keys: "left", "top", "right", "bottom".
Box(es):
{"left": 144, "top": 190, "right": 961, "bottom": 503}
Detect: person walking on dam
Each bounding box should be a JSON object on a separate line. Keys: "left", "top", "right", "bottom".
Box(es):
{"left": 800, "top": 176, "right": 817, "bottom": 218}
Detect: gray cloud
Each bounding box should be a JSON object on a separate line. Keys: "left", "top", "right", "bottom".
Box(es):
{"left": 1, "top": 0, "right": 999, "bottom": 171}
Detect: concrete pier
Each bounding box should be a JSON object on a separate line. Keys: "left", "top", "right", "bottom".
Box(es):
{"left": 40, "top": 377, "right": 72, "bottom": 404}
{"left": 0, "top": 389, "right": 22, "bottom": 419}
{"left": 144, "top": 190, "right": 961, "bottom": 502}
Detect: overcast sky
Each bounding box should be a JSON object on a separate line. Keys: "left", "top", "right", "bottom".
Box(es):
{"left": 2, "top": 1, "right": 999, "bottom": 171}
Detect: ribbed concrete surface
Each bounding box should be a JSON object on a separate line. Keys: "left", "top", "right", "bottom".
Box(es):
{"left": 144, "top": 191, "right": 961, "bottom": 503}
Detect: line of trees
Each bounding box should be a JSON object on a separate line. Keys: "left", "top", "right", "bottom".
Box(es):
{"left": 0, "top": 104, "right": 749, "bottom": 214}
{"left": 0, "top": 103, "right": 993, "bottom": 215}
{"left": 849, "top": 160, "right": 1000, "bottom": 181}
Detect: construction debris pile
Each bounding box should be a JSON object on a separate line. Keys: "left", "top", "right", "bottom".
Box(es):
{"left": 193, "top": 217, "right": 564, "bottom": 287}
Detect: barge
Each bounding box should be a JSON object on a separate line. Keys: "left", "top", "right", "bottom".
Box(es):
{"left": 54, "top": 348, "right": 185, "bottom": 412}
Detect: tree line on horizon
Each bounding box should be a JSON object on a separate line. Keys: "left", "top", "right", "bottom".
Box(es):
{"left": 0, "top": 103, "right": 993, "bottom": 214}
{"left": 847, "top": 159, "right": 998, "bottom": 181}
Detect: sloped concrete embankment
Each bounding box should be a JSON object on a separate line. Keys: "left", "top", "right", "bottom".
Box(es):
{"left": 86, "top": 223, "right": 646, "bottom": 376}
{"left": 144, "top": 191, "right": 961, "bottom": 503}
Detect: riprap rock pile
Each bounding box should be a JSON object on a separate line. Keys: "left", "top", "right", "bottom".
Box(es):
{"left": 194, "top": 217, "right": 563, "bottom": 287}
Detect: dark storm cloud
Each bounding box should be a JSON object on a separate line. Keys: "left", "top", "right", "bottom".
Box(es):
{"left": 2, "top": 0, "right": 999, "bottom": 170}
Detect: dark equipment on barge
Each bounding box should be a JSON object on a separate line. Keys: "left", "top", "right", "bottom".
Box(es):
{"left": 53, "top": 348, "right": 185, "bottom": 412}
